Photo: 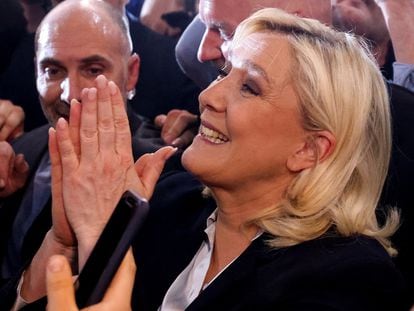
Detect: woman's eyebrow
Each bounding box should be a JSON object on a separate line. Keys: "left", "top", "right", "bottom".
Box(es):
{"left": 243, "top": 60, "right": 270, "bottom": 83}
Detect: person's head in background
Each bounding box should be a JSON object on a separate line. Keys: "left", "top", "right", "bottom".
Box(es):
{"left": 35, "top": 0, "right": 139, "bottom": 126}
{"left": 175, "top": 0, "right": 332, "bottom": 88}
{"left": 331, "top": 0, "right": 390, "bottom": 67}
{"left": 197, "top": 0, "right": 332, "bottom": 69}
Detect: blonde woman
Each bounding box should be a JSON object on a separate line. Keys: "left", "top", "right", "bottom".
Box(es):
{"left": 33, "top": 7, "right": 408, "bottom": 311}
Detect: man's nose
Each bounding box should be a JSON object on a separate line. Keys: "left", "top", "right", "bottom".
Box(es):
{"left": 60, "top": 76, "right": 81, "bottom": 105}
{"left": 197, "top": 29, "right": 224, "bottom": 63}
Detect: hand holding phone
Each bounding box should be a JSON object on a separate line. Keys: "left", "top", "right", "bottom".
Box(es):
{"left": 74, "top": 190, "right": 149, "bottom": 308}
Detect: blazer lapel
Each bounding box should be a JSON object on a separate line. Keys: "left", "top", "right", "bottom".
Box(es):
{"left": 186, "top": 235, "right": 271, "bottom": 311}
{"left": 12, "top": 125, "right": 50, "bottom": 174}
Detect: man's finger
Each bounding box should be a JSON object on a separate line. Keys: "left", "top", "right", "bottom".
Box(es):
{"left": 56, "top": 118, "right": 78, "bottom": 175}
{"left": 49, "top": 127, "right": 63, "bottom": 196}
{"left": 12, "top": 154, "right": 29, "bottom": 189}
{"left": 46, "top": 255, "right": 78, "bottom": 311}
{"left": 171, "top": 129, "right": 197, "bottom": 148}
{"left": 80, "top": 88, "right": 99, "bottom": 162}
{"left": 0, "top": 141, "right": 14, "bottom": 183}
{"left": 0, "top": 106, "right": 24, "bottom": 141}
{"left": 161, "top": 110, "right": 198, "bottom": 144}
{"left": 69, "top": 98, "right": 82, "bottom": 157}
{"left": 110, "top": 81, "right": 132, "bottom": 157}
{"left": 96, "top": 75, "right": 115, "bottom": 153}
{"left": 154, "top": 114, "right": 167, "bottom": 128}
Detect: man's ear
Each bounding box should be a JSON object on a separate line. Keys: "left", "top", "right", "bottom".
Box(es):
{"left": 126, "top": 53, "right": 140, "bottom": 92}
{"left": 287, "top": 131, "right": 336, "bottom": 172}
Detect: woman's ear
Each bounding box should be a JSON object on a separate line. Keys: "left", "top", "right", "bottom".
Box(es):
{"left": 287, "top": 131, "right": 336, "bottom": 172}
{"left": 126, "top": 53, "right": 140, "bottom": 92}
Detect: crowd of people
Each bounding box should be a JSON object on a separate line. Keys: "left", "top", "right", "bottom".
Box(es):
{"left": 0, "top": 0, "right": 413, "bottom": 310}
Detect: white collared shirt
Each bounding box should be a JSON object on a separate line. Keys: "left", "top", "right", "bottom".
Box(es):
{"left": 159, "top": 210, "right": 262, "bottom": 311}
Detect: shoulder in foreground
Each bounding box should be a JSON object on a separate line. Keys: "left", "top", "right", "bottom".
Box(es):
{"left": 272, "top": 234, "right": 400, "bottom": 279}
{"left": 259, "top": 234, "right": 409, "bottom": 310}
{"left": 11, "top": 124, "right": 50, "bottom": 154}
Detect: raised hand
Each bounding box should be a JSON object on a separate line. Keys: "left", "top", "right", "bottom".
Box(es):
{"left": 154, "top": 109, "right": 198, "bottom": 148}
{"left": 50, "top": 75, "right": 175, "bottom": 267}
{"left": 0, "top": 99, "right": 25, "bottom": 142}
{"left": 0, "top": 141, "right": 29, "bottom": 197}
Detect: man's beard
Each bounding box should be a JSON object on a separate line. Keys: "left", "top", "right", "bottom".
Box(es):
{"left": 41, "top": 99, "right": 71, "bottom": 126}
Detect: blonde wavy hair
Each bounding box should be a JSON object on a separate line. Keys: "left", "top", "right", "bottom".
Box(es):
{"left": 232, "top": 8, "right": 399, "bottom": 255}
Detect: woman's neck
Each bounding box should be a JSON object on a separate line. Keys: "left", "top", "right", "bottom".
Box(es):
{"left": 210, "top": 176, "right": 290, "bottom": 226}
{"left": 203, "top": 179, "right": 289, "bottom": 285}
{"left": 203, "top": 214, "right": 258, "bottom": 286}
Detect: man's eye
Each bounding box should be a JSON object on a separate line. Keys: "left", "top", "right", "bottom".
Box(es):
{"left": 85, "top": 67, "right": 104, "bottom": 76}
{"left": 44, "top": 67, "right": 65, "bottom": 80}
{"left": 219, "top": 29, "right": 233, "bottom": 42}
{"left": 216, "top": 68, "right": 228, "bottom": 81}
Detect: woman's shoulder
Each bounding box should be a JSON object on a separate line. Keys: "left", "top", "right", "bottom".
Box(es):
{"left": 295, "top": 234, "right": 389, "bottom": 260}
{"left": 254, "top": 234, "right": 408, "bottom": 310}
{"left": 264, "top": 234, "right": 398, "bottom": 277}
{"left": 195, "top": 234, "right": 408, "bottom": 310}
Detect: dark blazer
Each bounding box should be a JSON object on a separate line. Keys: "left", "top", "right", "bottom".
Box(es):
{"left": 0, "top": 125, "right": 50, "bottom": 308}
{"left": 132, "top": 171, "right": 408, "bottom": 311}
{"left": 381, "top": 83, "right": 414, "bottom": 302}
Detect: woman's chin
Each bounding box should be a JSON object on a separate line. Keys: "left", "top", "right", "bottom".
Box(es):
{"left": 182, "top": 143, "right": 216, "bottom": 181}
{"left": 181, "top": 144, "right": 199, "bottom": 175}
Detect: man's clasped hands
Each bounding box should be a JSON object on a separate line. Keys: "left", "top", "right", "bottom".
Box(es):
{"left": 38, "top": 74, "right": 175, "bottom": 309}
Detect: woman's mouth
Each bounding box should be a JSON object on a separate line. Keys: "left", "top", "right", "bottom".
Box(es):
{"left": 199, "top": 124, "right": 229, "bottom": 144}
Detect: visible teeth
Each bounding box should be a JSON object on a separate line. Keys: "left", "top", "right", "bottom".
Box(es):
{"left": 199, "top": 124, "right": 229, "bottom": 144}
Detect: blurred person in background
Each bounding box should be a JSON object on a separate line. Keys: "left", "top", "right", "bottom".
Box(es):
{"left": 332, "top": 0, "right": 414, "bottom": 92}
{"left": 139, "top": 0, "right": 198, "bottom": 36}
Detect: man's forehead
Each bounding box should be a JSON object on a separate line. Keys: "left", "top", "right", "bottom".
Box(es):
{"left": 199, "top": 0, "right": 331, "bottom": 26}
{"left": 37, "top": 10, "right": 125, "bottom": 54}
{"left": 199, "top": 0, "right": 255, "bottom": 26}
{"left": 36, "top": 27, "right": 123, "bottom": 67}
{"left": 38, "top": 1, "right": 121, "bottom": 43}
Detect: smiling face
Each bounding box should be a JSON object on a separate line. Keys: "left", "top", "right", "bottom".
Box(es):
{"left": 182, "top": 32, "right": 307, "bottom": 197}
{"left": 35, "top": 2, "right": 138, "bottom": 126}
{"left": 198, "top": 0, "right": 331, "bottom": 68}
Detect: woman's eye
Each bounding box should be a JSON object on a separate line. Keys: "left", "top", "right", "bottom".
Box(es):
{"left": 241, "top": 83, "right": 259, "bottom": 96}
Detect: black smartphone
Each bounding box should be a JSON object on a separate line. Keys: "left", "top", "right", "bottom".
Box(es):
{"left": 74, "top": 190, "right": 149, "bottom": 308}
